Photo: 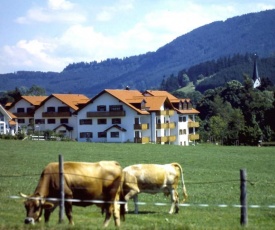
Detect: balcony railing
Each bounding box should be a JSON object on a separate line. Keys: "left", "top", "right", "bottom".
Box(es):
{"left": 156, "top": 110, "right": 174, "bottom": 116}
{"left": 13, "top": 112, "right": 33, "bottom": 117}
{"left": 188, "top": 122, "right": 200, "bottom": 128}
{"left": 134, "top": 123, "right": 149, "bottom": 130}
{"left": 42, "top": 111, "right": 71, "bottom": 117}
{"left": 156, "top": 122, "right": 176, "bottom": 129}
{"left": 168, "top": 135, "right": 177, "bottom": 142}
{"left": 189, "top": 134, "right": 200, "bottom": 141}
{"left": 87, "top": 111, "right": 125, "bottom": 117}
{"left": 156, "top": 135, "right": 176, "bottom": 143}
{"left": 134, "top": 137, "right": 150, "bottom": 144}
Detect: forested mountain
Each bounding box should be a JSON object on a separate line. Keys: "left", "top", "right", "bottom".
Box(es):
{"left": 160, "top": 54, "right": 275, "bottom": 93}
{"left": 1, "top": 9, "right": 275, "bottom": 97}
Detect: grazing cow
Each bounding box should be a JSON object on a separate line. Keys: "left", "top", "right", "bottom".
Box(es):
{"left": 20, "top": 161, "right": 124, "bottom": 227}
{"left": 122, "top": 163, "right": 187, "bottom": 214}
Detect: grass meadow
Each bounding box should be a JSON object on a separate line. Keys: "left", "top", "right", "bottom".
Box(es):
{"left": 0, "top": 139, "right": 274, "bottom": 229}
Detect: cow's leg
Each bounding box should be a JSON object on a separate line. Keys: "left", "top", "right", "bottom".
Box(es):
{"left": 44, "top": 205, "right": 56, "bottom": 223}
{"left": 169, "top": 189, "right": 179, "bottom": 214}
{"left": 124, "top": 189, "right": 139, "bottom": 213}
{"left": 133, "top": 194, "right": 139, "bottom": 214}
{"left": 113, "top": 200, "right": 121, "bottom": 227}
{"left": 103, "top": 203, "right": 112, "bottom": 227}
{"left": 65, "top": 201, "right": 74, "bottom": 225}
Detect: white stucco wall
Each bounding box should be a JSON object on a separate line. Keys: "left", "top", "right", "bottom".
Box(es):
{"left": 34, "top": 97, "right": 77, "bottom": 139}
{"left": 77, "top": 93, "right": 140, "bottom": 143}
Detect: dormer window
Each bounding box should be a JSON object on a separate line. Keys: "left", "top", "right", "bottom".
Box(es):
{"left": 183, "top": 102, "right": 187, "bottom": 110}
{"left": 141, "top": 100, "right": 146, "bottom": 110}
{"left": 187, "top": 102, "right": 193, "bottom": 110}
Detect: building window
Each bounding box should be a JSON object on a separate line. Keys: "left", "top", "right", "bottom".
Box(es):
{"left": 97, "top": 105, "right": 106, "bottom": 111}
{"left": 112, "top": 118, "right": 121, "bottom": 124}
{"left": 58, "top": 106, "right": 70, "bottom": 112}
{"left": 111, "top": 132, "right": 119, "bottom": 138}
{"left": 35, "top": 119, "right": 45, "bottom": 124}
{"left": 27, "top": 107, "right": 34, "bottom": 113}
{"left": 18, "top": 119, "right": 25, "bottom": 123}
{"left": 47, "top": 107, "right": 55, "bottom": 112}
{"left": 47, "top": 119, "right": 56, "bottom": 124}
{"left": 98, "top": 119, "right": 107, "bottom": 124}
{"left": 179, "top": 116, "right": 187, "bottom": 122}
{"left": 183, "top": 129, "right": 186, "bottom": 134}
{"left": 109, "top": 105, "right": 123, "bottom": 111}
{"left": 80, "top": 132, "right": 93, "bottom": 138}
{"left": 79, "top": 119, "right": 92, "bottom": 125}
{"left": 60, "top": 118, "right": 68, "bottom": 124}
{"left": 17, "top": 108, "right": 24, "bottom": 113}
{"left": 98, "top": 132, "right": 107, "bottom": 138}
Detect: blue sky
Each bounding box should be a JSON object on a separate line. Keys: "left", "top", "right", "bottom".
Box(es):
{"left": 0, "top": 0, "right": 274, "bottom": 74}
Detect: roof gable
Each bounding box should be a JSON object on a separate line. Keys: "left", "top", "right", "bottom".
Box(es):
{"left": 39, "top": 94, "right": 90, "bottom": 111}
{"left": 8, "top": 95, "right": 47, "bottom": 109}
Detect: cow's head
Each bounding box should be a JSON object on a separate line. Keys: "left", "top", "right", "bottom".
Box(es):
{"left": 20, "top": 192, "right": 54, "bottom": 224}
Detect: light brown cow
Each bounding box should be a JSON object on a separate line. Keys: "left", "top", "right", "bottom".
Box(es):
{"left": 20, "top": 161, "right": 124, "bottom": 227}
{"left": 122, "top": 163, "right": 187, "bottom": 214}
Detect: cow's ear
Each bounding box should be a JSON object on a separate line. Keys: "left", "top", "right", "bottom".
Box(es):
{"left": 42, "top": 202, "right": 54, "bottom": 209}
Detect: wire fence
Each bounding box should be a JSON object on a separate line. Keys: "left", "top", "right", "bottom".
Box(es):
{"left": 2, "top": 172, "right": 274, "bottom": 210}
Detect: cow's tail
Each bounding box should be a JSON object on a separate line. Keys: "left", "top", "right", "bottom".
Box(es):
{"left": 119, "top": 172, "right": 126, "bottom": 221}
{"left": 173, "top": 163, "right": 188, "bottom": 203}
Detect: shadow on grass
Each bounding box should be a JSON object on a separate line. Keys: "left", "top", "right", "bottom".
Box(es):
{"left": 126, "top": 211, "right": 157, "bottom": 215}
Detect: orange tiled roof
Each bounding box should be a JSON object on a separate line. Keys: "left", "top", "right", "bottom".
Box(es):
{"left": 22, "top": 96, "right": 48, "bottom": 106}
{"left": 104, "top": 89, "right": 149, "bottom": 115}
{"left": 144, "top": 90, "right": 178, "bottom": 100}
{"left": 7, "top": 111, "right": 17, "bottom": 119}
{"left": 132, "top": 96, "right": 168, "bottom": 111}
{"left": 176, "top": 108, "right": 200, "bottom": 114}
{"left": 51, "top": 94, "right": 90, "bottom": 110}
{"left": 5, "top": 102, "right": 12, "bottom": 108}
{"left": 9, "top": 120, "right": 17, "bottom": 126}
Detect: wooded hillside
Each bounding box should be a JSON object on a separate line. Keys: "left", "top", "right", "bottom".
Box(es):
{"left": 1, "top": 10, "right": 275, "bottom": 97}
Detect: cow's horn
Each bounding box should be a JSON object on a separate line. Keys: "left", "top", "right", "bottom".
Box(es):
{"left": 19, "top": 192, "right": 29, "bottom": 198}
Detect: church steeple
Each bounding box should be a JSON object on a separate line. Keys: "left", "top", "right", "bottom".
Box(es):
{"left": 252, "top": 54, "right": 261, "bottom": 88}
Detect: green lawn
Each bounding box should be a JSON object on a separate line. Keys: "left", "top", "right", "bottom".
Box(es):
{"left": 0, "top": 140, "right": 274, "bottom": 229}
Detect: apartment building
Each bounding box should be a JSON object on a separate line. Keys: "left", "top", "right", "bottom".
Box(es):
{"left": 7, "top": 96, "right": 47, "bottom": 132}
{"left": 77, "top": 89, "right": 199, "bottom": 145}
{"left": 0, "top": 104, "right": 18, "bottom": 135}
{"left": 33, "top": 94, "right": 90, "bottom": 139}
{"left": 4, "top": 89, "right": 199, "bottom": 145}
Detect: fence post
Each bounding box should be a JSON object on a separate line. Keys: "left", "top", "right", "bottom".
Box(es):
{"left": 59, "top": 154, "right": 64, "bottom": 223}
{"left": 240, "top": 169, "right": 248, "bottom": 226}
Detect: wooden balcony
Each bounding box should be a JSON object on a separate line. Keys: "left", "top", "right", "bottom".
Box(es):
{"left": 134, "top": 123, "right": 149, "bottom": 130}
{"left": 188, "top": 122, "right": 200, "bottom": 128}
{"left": 13, "top": 112, "right": 33, "bottom": 117}
{"left": 156, "top": 110, "right": 174, "bottom": 116}
{"left": 87, "top": 111, "right": 125, "bottom": 117}
{"left": 189, "top": 134, "right": 200, "bottom": 141}
{"left": 42, "top": 111, "right": 71, "bottom": 117}
{"left": 156, "top": 135, "right": 176, "bottom": 143}
{"left": 134, "top": 137, "right": 150, "bottom": 144}
{"left": 168, "top": 135, "right": 177, "bottom": 142}
{"left": 156, "top": 122, "right": 176, "bottom": 129}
